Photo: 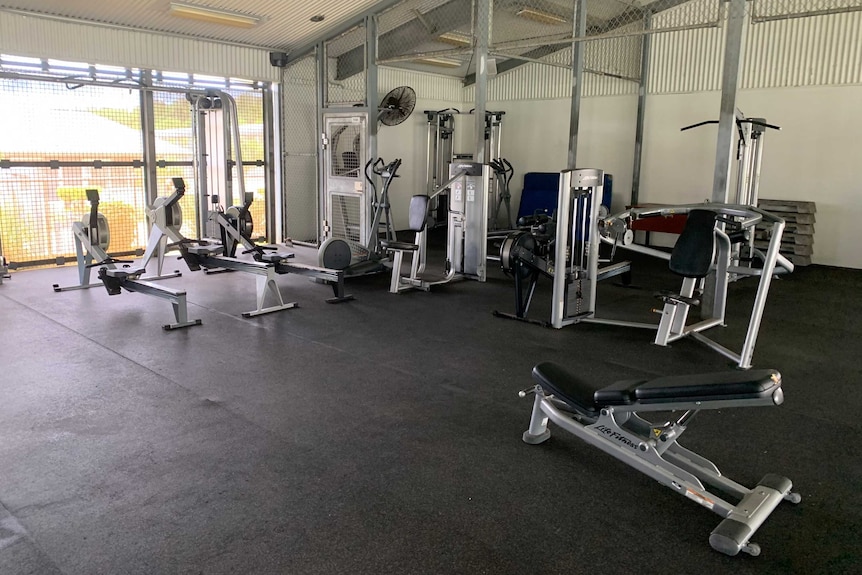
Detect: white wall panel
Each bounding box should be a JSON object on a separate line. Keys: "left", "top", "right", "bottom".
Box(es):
{"left": 648, "top": 25, "right": 724, "bottom": 94}
{"left": 0, "top": 11, "right": 279, "bottom": 81}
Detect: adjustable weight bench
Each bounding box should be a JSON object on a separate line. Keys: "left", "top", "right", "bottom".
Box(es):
{"left": 521, "top": 362, "right": 800, "bottom": 557}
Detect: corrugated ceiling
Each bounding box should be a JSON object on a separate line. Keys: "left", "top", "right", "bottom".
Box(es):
{"left": 0, "top": 0, "right": 387, "bottom": 51}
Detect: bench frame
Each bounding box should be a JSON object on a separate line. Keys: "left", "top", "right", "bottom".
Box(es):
{"left": 522, "top": 366, "right": 800, "bottom": 557}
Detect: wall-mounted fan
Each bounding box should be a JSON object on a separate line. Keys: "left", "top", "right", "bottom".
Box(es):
{"left": 378, "top": 86, "right": 416, "bottom": 126}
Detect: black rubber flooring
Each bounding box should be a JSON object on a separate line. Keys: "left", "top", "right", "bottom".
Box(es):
{"left": 0, "top": 240, "right": 860, "bottom": 575}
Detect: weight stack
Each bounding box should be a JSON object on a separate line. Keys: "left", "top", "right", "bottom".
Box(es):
{"left": 755, "top": 199, "right": 816, "bottom": 266}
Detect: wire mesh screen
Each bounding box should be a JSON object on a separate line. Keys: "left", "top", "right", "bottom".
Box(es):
{"left": 282, "top": 54, "right": 320, "bottom": 243}
{"left": 151, "top": 90, "right": 198, "bottom": 239}
{"left": 0, "top": 78, "right": 148, "bottom": 267}
{"left": 377, "top": 0, "right": 475, "bottom": 75}
{"left": 329, "top": 192, "right": 363, "bottom": 247}
{"left": 490, "top": 0, "right": 722, "bottom": 81}
{"left": 228, "top": 88, "right": 267, "bottom": 238}
{"left": 326, "top": 25, "right": 368, "bottom": 106}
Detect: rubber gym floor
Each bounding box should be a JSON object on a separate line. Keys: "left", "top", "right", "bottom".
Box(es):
{"left": 1, "top": 237, "right": 860, "bottom": 575}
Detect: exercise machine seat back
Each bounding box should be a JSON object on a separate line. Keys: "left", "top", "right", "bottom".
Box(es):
{"left": 669, "top": 209, "right": 717, "bottom": 278}
{"left": 381, "top": 195, "right": 430, "bottom": 252}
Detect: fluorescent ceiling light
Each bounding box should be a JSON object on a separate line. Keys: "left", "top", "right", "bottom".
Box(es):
{"left": 516, "top": 7, "right": 569, "bottom": 25}
{"left": 417, "top": 57, "right": 462, "bottom": 68}
{"left": 437, "top": 32, "right": 472, "bottom": 47}
{"left": 169, "top": 2, "right": 261, "bottom": 28}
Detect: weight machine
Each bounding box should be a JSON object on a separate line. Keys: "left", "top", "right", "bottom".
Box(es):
{"left": 425, "top": 109, "right": 506, "bottom": 228}
{"left": 381, "top": 161, "right": 490, "bottom": 293}
{"left": 495, "top": 169, "right": 631, "bottom": 325}
{"left": 495, "top": 168, "right": 793, "bottom": 369}
{"left": 189, "top": 89, "right": 257, "bottom": 241}
{"left": 682, "top": 111, "right": 781, "bottom": 274}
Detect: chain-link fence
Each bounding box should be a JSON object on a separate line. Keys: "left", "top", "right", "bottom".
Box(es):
{"left": 377, "top": 0, "right": 476, "bottom": 76}
{"left": 325, "top": 24, "right": 368, "bottom": 106}
{"left": 0, "top": 77, "right": 148, "bottom": 267}
{"left": 281, "top": 53, "right": 320, "bottom": 244}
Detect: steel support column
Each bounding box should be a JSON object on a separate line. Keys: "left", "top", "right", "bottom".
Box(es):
{"left": 630, "top": 13, "right": 652, "bottom": 206}
{"left": 712, "top": 0, "right": 747, "bottom": 203}
{"left": 474, "top": 0, "right": 491, "bottom": 163}
{"left": 140, "top": 70, "right": 158, "bottom": 206}
{"left": 263, "top": 82, "right": 279, "bottom": 243}
{"left": 567, "top": 0, "right": 587, "bottom": 169}
{"left": 366, "top": 15, "right": 379, "bottom": 166}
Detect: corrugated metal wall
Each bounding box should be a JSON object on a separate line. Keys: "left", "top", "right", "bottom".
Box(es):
{"left": 379, "top": 67, "right": 463, "bottom": 102}
{"left": 472, "top": 6, "right": 862, "bottom": 100}
{"left": 650, "top": 8, "right": 862, "bottom": 94}
{"left": 744, "top": 10, "right": 862, "bottom": 88}
{"left": 464, "top": 61, "right": 637, "bottom": 103}
{"left": 0, "top": 10, "right": 279, "bottom": 82}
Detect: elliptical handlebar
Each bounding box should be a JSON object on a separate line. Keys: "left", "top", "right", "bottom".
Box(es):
{"left": 365, "top": 157, "right": 402, "bottom": 182}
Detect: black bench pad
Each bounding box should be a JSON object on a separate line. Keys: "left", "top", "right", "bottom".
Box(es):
{"left": 533, "top": 362, "right": 782, "bottom": 411}
{"left": 633, "top": 369, "right": 781, "bottom": 403}
{"left": 532, "top": 362, "right": 601, "bottom": 416}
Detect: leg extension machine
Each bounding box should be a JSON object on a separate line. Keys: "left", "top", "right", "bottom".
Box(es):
{"left": 521, "top": 362, "right": 800, "bottom": 557}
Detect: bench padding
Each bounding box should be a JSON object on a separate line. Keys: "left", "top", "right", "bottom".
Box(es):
{"left": 532, "top": 362, "right": 782, "bottom": 412}
{"left": 633, "top": 369, "right": 780, "bottom": 403}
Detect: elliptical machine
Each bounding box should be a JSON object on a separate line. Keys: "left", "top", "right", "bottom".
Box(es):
{"left": 318, "top": 157, "right": 401, "bottom": 277}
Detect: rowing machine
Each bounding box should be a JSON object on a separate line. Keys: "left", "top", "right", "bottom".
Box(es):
{"left": 521, "top": 362, "right": 800, "bottom": 557}
{"left": 97, "top": 266, "right": 202, "bottom": 330}
{"left": 53, "top": 189, "right": 180, "bottom": 292}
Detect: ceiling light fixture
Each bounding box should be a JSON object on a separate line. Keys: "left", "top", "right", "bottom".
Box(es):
{"left": 437, "top": 32, "right": 472, "bottom": 47}
{"left": 417, "top": 57, "right": 462, "bottom": 68}
{"left": 169, "top": 2, "right": 261, "bottom": 28}
{"left": 515, "top": 7, "right": 569, "bottom": 25}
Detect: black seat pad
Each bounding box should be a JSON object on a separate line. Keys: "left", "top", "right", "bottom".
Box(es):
{"left": 380, "top": 240, "right": 418, "bottom": 251}
{"left": 669, "top": 209, "right": 716, "bottom": 278}
{"left": 634, "top": 369, "right": 781, "bottom": 403}
{"left": 532, "top": 362, "right": 600, "bottom": 416}
{"left": 103, "top": 267, "right": 145, "bottom": 279}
